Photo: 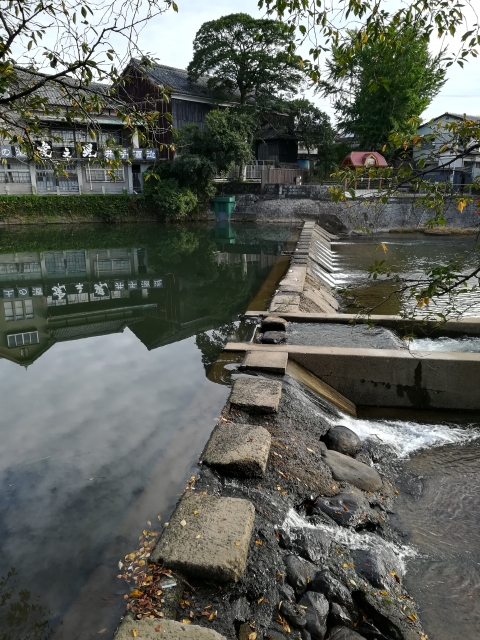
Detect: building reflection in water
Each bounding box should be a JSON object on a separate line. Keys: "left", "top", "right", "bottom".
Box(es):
{"left": 0, "top": 226, "right": 282, "bottom": 368}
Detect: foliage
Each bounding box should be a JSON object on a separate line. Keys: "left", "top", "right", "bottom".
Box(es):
{"left": 145, "top": 179, "right": 198, "bottom": 217}
{"left": 323, "top": 26, "right": 446, "bottom": 150}
{"left": 188, "top": 13, "right": 304, "bottom": 105}
{"left": 0, "top": 1, "right": 176, "bottom": 159}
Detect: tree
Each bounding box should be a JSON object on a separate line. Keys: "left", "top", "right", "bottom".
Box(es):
{"left": 187, "top": 13, "right": 304, "bottom": 106}
{"left": 0, "top": 0, "right": 176, "bottom": 158}
{"left": 260, "top": 0, "right": 480, "bottom": 320}
{"left": 287, "top": 98, "right": 334, "bottom": 170}
{"left": 323, "top": 26, "right": 446, "bottom": 151}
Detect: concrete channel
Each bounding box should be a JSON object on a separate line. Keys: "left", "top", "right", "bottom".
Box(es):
{"left": 113, "top": 222, "right": 477, "bottom": 640}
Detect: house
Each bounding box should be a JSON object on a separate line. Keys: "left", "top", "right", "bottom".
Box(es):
{"left": 413, "top": 112, "right": 480, "bottom": 186}
{"left": 0, "top": 69, "right": 162, "bottom": 196}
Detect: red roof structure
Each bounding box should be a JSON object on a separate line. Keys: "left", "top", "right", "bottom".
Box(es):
{"left": 341, "top": 152, "right": 388, "bottom": 168}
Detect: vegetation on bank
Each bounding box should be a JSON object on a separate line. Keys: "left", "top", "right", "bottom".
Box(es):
{"left": 0, "top": 193, "right": 210, "bottom": 223}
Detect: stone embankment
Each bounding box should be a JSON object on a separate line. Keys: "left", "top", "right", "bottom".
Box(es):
{"left": 114, "top": 226, "right": 426, "bottom": 640}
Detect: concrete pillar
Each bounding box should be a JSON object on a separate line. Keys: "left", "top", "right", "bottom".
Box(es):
{"left": 126, "top": 163, "right": 134, "bottom": 194}
{"left": 29, "top": 164, "right": 37, "bottom": 195}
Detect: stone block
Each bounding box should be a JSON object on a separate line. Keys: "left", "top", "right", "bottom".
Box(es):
{"left": 241, "top": 350, "right": 288, "bottom": 374}
{"left": 202, "top": 423, "right": 271, "bottom": 477}
{"left": 114, "top": 618, "right": 227, "bottom": 640}
{"left": 150, "top": 493, "right": 255, "bottom": 582}
{"left": 229, "top": 377, "right": 282, "bottom": 413}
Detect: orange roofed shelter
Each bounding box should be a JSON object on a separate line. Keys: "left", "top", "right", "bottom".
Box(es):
{"left": 341, "top": 152, "right": 388, "bottom": 190}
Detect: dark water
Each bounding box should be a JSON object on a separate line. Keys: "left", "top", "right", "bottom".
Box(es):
{"left": 0, "top": 222, "right": 297, "bottom": 639}
{"left": 332, "top": 233, "right": 480, "bottom": 316}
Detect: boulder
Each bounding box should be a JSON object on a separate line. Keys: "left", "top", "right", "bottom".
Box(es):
{"left": 352, "top": 548, "right": 402, "bottom": 590}
{"left": 320, "top": 448, "right": 383, "bottom": 492}
{"left": 309, "top": 570, "right": 354, "bottom": 612}
{"left": 328, "top": 602, "right": 355, "bottom": 629}
{"left": 259, "top": 330, "right": 287, "bottom": 344}
{"left": 287, "top": 527, "right": 332, "bottom": 564}
{"left": 261, "top": 316, "right": 288, "bottom": 332}
{"left": 324, "top": 426, "right": 362, "bottom": 458}
{"left": 298, "top": 592, "right": 329, "bottom": 639}
{"left": 284, "top": 554, "right": 316, "bottom": 596}
{"left": 326, "top": 627, "right": 367, "bottom": 640}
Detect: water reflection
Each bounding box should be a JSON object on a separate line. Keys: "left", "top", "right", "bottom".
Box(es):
{"left": 0, "top": 223, "right": 296, "bottom": 639}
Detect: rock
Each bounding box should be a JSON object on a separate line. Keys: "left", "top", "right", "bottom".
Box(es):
{"left": 312, "top": 491, "right": 371, "bottom": 528}
{"left": 259, "top": 330, "right": 287, "bottom": 344}
{"left": 287, "top": 527, "right": 332, "bottom": 564}
{"left": 241, "top": 350, "right": 288, "bottom": 374}
{"left": 309, "top": 570, "right": 354, "bottom": 612}
{"left": 280, "top": 601, "right": 308, "bottom": 629}
{"left": 284, "top": 554, "right": 316, "bottom": 596}
{"left": 150, "top": 493, "right": 255, "bottom": 583}
{"left": 320, "top": 448, "right": 383, "bottom": 492}
{"left": 261, "top": 316, "right": 288, "bottom": 332}
{"left": 298, "top": 591, "right": 329, "bottom": 639}
{"left": 231, "top": 597, "right": 250, "bottom": 623}
{"left": 114, "top": 618, "right": 227, "bottom": 640}
{"left": 229, "top": 377, "right": 282, "bottom": 414}
{"left": 324, "top": 426, "right": 362, "bottom": 458}
{"left": 352, "top": 548, "right": 402, "bottom": 590}
{"left": 328, "top": 602, "right": 355, "bottom": 629}
{"left": 326, "top": 627, "right": 367, "bottom": 640}
{"left": 202, "top": 423, "right": 271, "bottom": 477}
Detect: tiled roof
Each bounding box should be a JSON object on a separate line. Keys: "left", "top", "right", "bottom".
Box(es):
{"left": 135, "top": 60, "right": 239, "bottom": 102}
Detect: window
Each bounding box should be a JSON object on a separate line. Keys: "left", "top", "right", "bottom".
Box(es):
{"left": 7, "top": 331, "right": 39, "bottom": 348}
{"left": 4, "top": 299, "right": 34, "bottom": 321}
{"left": 85, "top": 164, "right": 124, "bottom": 182}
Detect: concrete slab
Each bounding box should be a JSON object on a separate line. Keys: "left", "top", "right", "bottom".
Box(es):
{"left": 229, "top": 377, "right": 282, "bottom": 413}
{"left": 114, "top": 617, "right": 227, "bottom": 640}
{"left": 150, "top": 493, "right": 255, "bottom": 583}
{"left": 202, "top": 423, "right": 271, "bottom": 477}
{"left": 241, "top": 349, "right": 288, "bottom": 374}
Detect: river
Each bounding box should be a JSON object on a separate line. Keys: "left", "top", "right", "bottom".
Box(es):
{"left": 0, "top": 222, "right": 297, "bottom": 639}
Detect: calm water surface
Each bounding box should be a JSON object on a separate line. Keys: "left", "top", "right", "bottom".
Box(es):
{"left": 0, "top": 222, "right": 297, "bottom": 638}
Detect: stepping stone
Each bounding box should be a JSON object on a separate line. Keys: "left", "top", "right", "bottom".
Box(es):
{"left": 202, "top": 423, "right": 271, "bottom": 477}
{"left": 150, "top": 493, "right": 255, "bottom": 583}
{"left": 241, "top": 350, "right": 288, "bottom": 374}
{"left": 114, "top": 618, "right": 227, "bottom": 640}
{"left": 229, "top": 377, "right": 282, "bottom": 413}
{"left": 261, "top": 316, "right": 288, "bottom": 332}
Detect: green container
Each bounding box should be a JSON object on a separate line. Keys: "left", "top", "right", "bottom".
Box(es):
{"left": 212, "top": 195, "right": 236, "bottom": 220}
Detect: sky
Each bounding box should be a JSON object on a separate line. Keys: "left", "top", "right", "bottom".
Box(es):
{"left": 137, "top": 0, "right": 480, "bottom": 124}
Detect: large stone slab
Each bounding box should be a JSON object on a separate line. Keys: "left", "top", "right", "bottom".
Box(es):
{"left": 150, "top": 493, "right": 255, "bottom": 582}
{"left": 202, "top": 423, "right": 271, "bottom": 477}
{"left": 241, "top": 349, "right": 288, "bottom": 374}
{"left": 320, "top": 447, "right": 382, "bottom": 492}
{"left": 229, "top": 377, "right": 282, "bottom": 413}
{"left": 114, "top": 618, "right": 227, "bottom": 640}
